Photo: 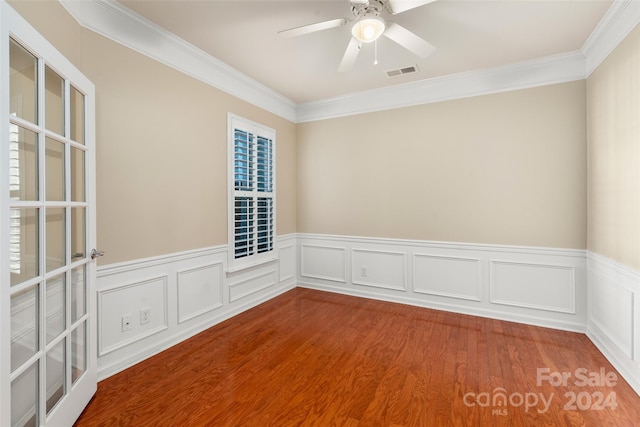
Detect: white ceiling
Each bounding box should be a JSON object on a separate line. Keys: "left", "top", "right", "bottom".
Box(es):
{"left": 116, "top": 0, "right": 612, "bottom": 104}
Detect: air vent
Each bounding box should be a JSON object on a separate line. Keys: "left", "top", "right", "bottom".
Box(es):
{"left": 385, "top": 65, "right": 419, "bottom": 78}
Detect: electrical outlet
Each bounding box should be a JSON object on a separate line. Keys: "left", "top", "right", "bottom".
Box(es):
{"left": 361, "top": 266, "right": 368, "bottom": 277}
{"left": 140, "top": 308, "right": 150, "bottom": 325}
{"left": 122, "top": 314, "right": 132, "bottom": 332}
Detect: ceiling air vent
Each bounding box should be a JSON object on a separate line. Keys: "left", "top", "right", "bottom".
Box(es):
{"left": 385, "top": 65, "right": 419, "bottom": 78}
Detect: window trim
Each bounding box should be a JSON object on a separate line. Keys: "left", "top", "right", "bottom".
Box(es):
{"left": 227, "top": 113, "right": 276, "bottom": 272}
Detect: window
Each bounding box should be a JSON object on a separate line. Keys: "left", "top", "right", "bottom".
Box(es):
{"left": 228, "top": 114, "right": 276, "bottom": 270}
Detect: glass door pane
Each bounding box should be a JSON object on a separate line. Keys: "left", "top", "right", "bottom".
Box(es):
{"left": 9, "top": 38, "right": 37, "bottom": 124}
{"left": 71, "top": 207, "right": 85, "bottom": 261}
{"left": 45, "top": 274, "right": 65, "bottom": 344}
{"left": 9, "top": 208, "right": 39, "bottom": 287}
{"left": 44, "top": 65, "right": 64, "bottom": 135}
{"left": 70, "top": 266, "right": 85, "bottom": 322}
{"left": 45, "top": 137, "right": 64, "bottom": 201}
{"left": 45, "top": 339, "right": 66, "bottom": 415}
{"left": 45, "top": 208, "right": 65, "bottom": 273}
{"left": 71, "top": 323, "right": 86, "bottom": 384}
{"left": 10, "top": 286, "right": 39, "bottom": 371}
{"left": 70, "top": 86, "right": 84, "bottom": 145}
{"left": 9, "top": 124, "right": 38, "bottom": 201}
{"left": 70, "top": 147, "right": 85, "bottom": 202}
{"left": 11, "top": 363, "right": 38, "bottom": 427}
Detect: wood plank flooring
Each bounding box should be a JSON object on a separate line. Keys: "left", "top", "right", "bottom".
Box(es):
{"left": 74, "top": 288, "right": 640, "bottom": 426}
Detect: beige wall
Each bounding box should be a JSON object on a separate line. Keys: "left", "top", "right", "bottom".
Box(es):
{"left": 10, "top": 1, "right": 297, "bottom": 265}
{"left": 587, "top": 24, "right": 640, "bottom": 271}
{"left": 298, "top": 81, "right": 587, "bottom": 249}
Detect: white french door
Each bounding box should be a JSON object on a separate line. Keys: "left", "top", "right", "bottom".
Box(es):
{"left": 1, "top": 2, "right": 97, "bottom": 426}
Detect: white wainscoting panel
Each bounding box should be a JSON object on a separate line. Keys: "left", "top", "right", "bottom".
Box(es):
{"left": 298, "top": 234, "right": 586, "bottom": 332}
{"left": 352, "top": 249, "right": 406, "bottom": 291}
{"left": 96, "top": 235, "right": 297, "bottom": 380}
{"left": 279, "top": 244, "right": 296, "bottom": 283}
{"left": 229, "top": 270, "right": 277, "bottom": 303}
{"left": 586, "top": 252, "right": 640, "bottom": 396}
{"left": 177, "top": 262, "right": 224, "bottom": 324}
{"left": 98, "top": 275, "right": 168, "bottom": 356}
{"left": 414, "top": 254, "right": 482, "bottom": 301}
{"left": 590, "top": 271, "right": 634, "bottom": 358}
{"left": 300, "top": 244, "right": 347, "bottom": 283}
{"left": 637, "top": 295, "right": 640, "bottom": 367}
{"left": 490, "top": 260, "right": 575, "bottom": 314}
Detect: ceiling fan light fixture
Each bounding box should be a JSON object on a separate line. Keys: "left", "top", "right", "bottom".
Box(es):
{"left": 351, "top": 17, "right": 385, "bottom": 43}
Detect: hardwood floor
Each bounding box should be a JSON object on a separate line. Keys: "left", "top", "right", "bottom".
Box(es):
{"left": 74, "top": 288, "right": 640, "bottom": 426}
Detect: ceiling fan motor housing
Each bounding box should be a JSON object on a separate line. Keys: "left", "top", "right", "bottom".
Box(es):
{"left": 351, "top": 0, "right": 386, "bottom": 19}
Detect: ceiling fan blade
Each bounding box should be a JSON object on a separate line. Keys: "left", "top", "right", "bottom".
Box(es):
{"left": 278, "top": 18, "right": 348, "bottom": 38}
{"left": 338, "top": 37, "right": 362, "bottom": 72}
{"left": 383, "top": 23, "right": 435, "bottom": 58}
{"left": 386, "top": 0, "right": 437, "bottom": 15}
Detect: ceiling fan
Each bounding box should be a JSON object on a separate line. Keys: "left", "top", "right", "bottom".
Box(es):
{"left": 278, "top": 0, "right": 437, "bottom": 72}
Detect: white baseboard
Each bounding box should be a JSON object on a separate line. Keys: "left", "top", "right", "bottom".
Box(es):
{"left": 297, "top": 234, "right": 587, "bottom": 332}
{"left": 96, "top": 235, "right": 297, "bottom": 380}
{"left": 586, "top": 252, "right": 640, "bottom": 396}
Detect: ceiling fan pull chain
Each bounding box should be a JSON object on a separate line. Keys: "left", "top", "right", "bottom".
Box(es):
{"left": 374, "top": 39, "right": 379, "bottom": 65}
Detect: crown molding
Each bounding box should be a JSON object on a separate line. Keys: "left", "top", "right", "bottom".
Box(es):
{"left": 582, "top": 0, "right": 640, "bottom": 77}
{"left": 60, "top": 0, "right": 297, "bottom": 123}
{"left": 296, "top": 51, "right": 586, "bottom": 122}
{"left": 59, "top": 0, "right": 639, "bottom": 124}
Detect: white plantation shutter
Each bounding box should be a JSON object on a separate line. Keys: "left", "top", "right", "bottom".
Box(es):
{"left": 8, "top": 124, "right": 21, "bottom": 273}
{"left": 256, "top": 197, "right": 273, "bottom": 253}
{"left": 234, "top": 196, "right": 254, "bottom": 258}
{"left": 234, "top": 129, "right": 253, "bottom": 191}
{"left": 228, "top": 115, "right": 276, "bottom": 269}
